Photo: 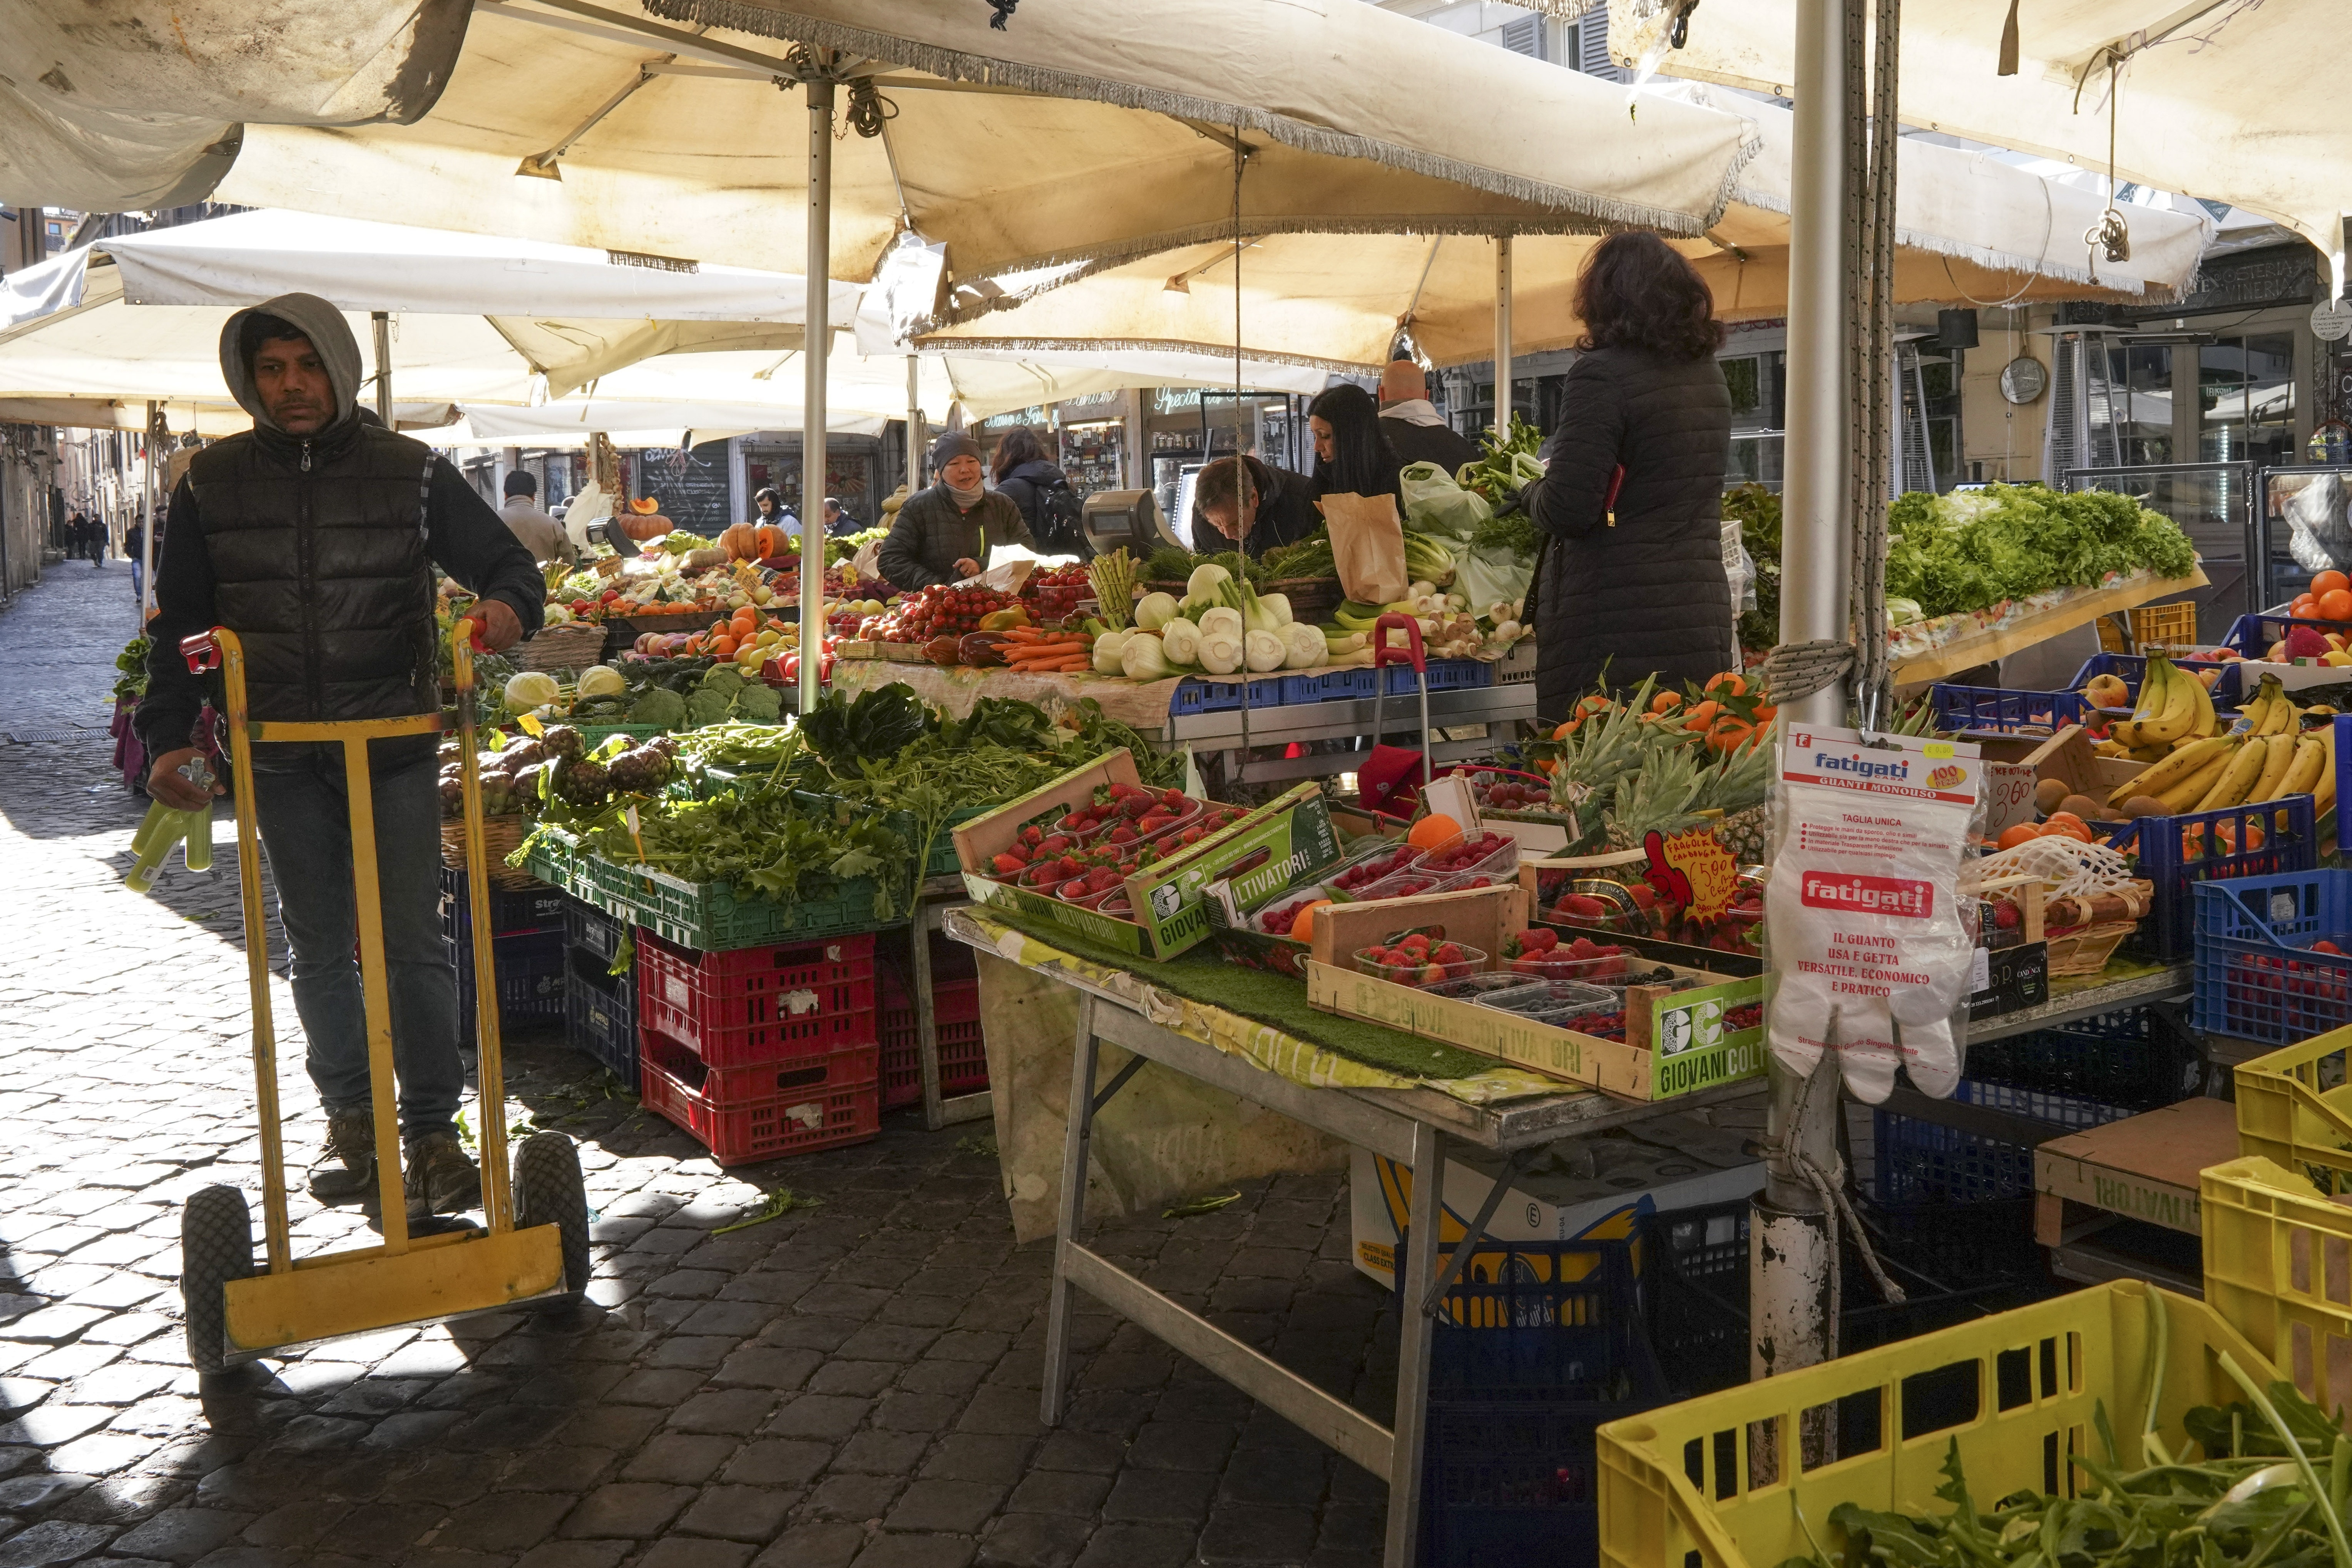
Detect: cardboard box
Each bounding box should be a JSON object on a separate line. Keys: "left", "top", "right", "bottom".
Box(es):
{"left": 1347, "top": 1128, "right": 1763, "bottom": 1289}
{"left": 951, "top": 749, "right": 1342, "bottom": 961}
{"left": 1969, "top": 940, "right": 2050, "bottom": 1021}
{"left": 1300, "top": 884, "right": 1766, "bottom": 1100}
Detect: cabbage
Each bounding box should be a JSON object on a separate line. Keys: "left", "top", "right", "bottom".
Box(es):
{"left": 1186, "top": 563, "right": 1231, "bottom": 602}
{"left": 1280, "top": 621, "right": 1325, "bottom": 669}
{"left": 1244, "top": 629, "right": 1285, "bottom": 673}
{"left": 1134, "top": 592, "right": 1181, "bottom": 631}
{"left": 1196, "top": 606, "right": 1245, "bottom": 640}
{"left": 1121, "top": 634, "right": 1172, "bottom": 681}
{"left": 504, "top": 671, "right": 560, "bottom": 710}
{"left": 1197, "top": 630, "right": 1244, "bottom": 675}
{"left": 543, "top": 604, "right": 573, "bottom": 625}
{"left": 576, "top": 665, "right": 626, "bottom": 700}
{"left": 1159, "top": 617, "right": 1203, "bottom": 668}
{"left": 1093, "top": 629, "right": 1133, "bottom": 674}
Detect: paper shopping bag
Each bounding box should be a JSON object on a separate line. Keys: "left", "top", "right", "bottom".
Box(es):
{"left": 1322, "top": 491, "right": 1409, "bottom": 606}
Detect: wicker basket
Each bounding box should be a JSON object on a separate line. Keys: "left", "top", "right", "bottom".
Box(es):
{"left": 1266, "top": 576, "right": 1343, "bottom": 619}
{"left": 2046, "top": 920, "right": 2137, "bottom": 976}
{"left": 442, "top": 815, "right": 542, "bottom": 891}
{"left": 517, "top": 622, "right": 609, "bottom": 673}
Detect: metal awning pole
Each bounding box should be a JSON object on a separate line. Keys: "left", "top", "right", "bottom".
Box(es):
{"left": 371, "top": 312, "right": 394, "bottom": 426}
{"left": 141, "top": 401, "right": 158, "bottom": 621}
{"left": 907, "top": 355, "right": 925, "bottom": 490}
{"left": 1754, "top": 0, "right": 1848, "bottom": 1431}
{"left": 799, "top": 72, "right": 836, "bottom": 712}
{"left": 1494, "top": 236, "right": 1513, "bottom": 431}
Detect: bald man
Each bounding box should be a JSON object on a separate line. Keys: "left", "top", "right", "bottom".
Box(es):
{"left": 1377, "top": 359, "right": 1482, "bottom": 484}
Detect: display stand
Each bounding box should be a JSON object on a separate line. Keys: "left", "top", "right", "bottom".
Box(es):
{"left": 942, "top": 909, "right": 1761, "bottom": 1568}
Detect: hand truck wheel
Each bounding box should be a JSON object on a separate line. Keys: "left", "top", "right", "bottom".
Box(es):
{"left": 514, "top": 1131, "right": 591, "bottom": 1308}
{"left": 180, "top": 1185, "right": 254, "bottom": 1374}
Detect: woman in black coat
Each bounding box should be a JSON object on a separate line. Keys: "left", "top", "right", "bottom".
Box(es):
{"left": 1526, "top": 232, "right": 1735, "bottom": 720}
{"left": 990, "top": 427, "right": 1076, "bottom": 553}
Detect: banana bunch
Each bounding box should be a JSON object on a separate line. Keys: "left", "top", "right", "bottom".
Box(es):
{"left": 2105, "top": 724, "right": 2335, "bottom": 816}
{"left": 2237, "top": 674, "right": 2302, "bottom": 738}
{"left": 2105, "top": 655, "right": 2217, "bottom": 759}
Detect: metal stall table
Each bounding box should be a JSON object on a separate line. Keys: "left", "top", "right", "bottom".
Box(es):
{"left": 1165, "top": 683, "right": 1539, "bottom": 791}
{"left": 941, "top": 909, "right": 1761, "bottom": 1567}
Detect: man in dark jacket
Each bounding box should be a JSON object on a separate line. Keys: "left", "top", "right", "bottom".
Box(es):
{"left": 1377, "top": 359, "right": 1480, "bottom": 484}
{"left": 879, "top": 433, "right": 1035, "bottom": 590}
{"left": 1188, "top": 454, "right": 1320, "bottom": 559}
{"left": 140, "top": 292, "right": 545, "bottom": 1219}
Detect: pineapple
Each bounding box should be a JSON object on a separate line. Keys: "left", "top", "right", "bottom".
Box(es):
{"left": 1603, "top": 735, "right": 1709, "bottom": 850}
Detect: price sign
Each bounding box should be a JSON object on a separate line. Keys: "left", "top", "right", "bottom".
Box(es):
{"left": 1648, "top": 827, "right": 1739, "bottom": 920}
{"left": 514, "top": 711, "right": 544, "bottom": 737}
{"left": 2314, "top": 300, "right": 2352, "bottom": 342}
{"left": 1981, "top": 761, "right": 2038, "bottom": 839}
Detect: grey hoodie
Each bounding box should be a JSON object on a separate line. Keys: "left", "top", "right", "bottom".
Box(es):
{"left": 217, "top": 291, "right": 365, "bottom": 434}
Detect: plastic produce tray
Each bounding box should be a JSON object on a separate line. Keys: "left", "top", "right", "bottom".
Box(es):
{"left": 639, "top": 1032, "right": 880, "bottom": 1166}
{"left": 1926, "top": 684, "right": 2091, "bottom": 735}
{"left": 2234, "top": 1027, "right": 2352, "bottom": 1195}
{"left": 879, "top": 969, "right": 986, "bottom": 1109}
{"left": 2096, "top": 795, "right": 2316, "bottom": 961}
{"left": 1873, "top": 1078, "right": 2140, "bottom": 1204}
{"left": 526, "top": 828, "right": 905, "bottom": 951}
{"left": 1381, "top": 658, "right": 1494, "bottom": 696}
{"left": 1596, "top": 1282, "right": 2272, "bottom": 1568}
{"left": 2193, "top": 870, "right": 2352, "bottom": 1047}
{"left": 636, "top": 929, "right": 876, "bottom": 1068}
{"left": 2202, "top": 1152, "right": 2352, "bottom": 1411}
{"left": 1281, "top": 668, "right": 1379, "bottom": 704}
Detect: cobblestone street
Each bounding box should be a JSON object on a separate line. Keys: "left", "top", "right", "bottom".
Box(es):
{"left": 0, "top": 562, "right": 1395, "bottom": 1568}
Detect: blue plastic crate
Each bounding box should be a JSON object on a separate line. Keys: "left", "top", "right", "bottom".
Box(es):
{"left": 2225, "top": 609, "right": 2352, "bottom": 658}
{"left": 564, "top": 896, "right": 631, "bottom": 967}
{"left": 1279, "top": 667, "right": 1380, "bottom": 704}
{"left": 1380, "top": 658, "right": 1494, "bottom": 697}
{"left": 1928, "top": 684, "right": 2092, "bottom": 735}
{"left": 565, "top": 943, "right": 639, "bottom": 1084}
{"left": 1872, "top": 1079, "right": 2139, "bottom": 1205}
{"left": 452, "top": 929, "right": 568, "bottom": 1029}
{"left": 1398, "top": 1238, "right": 1667, "bottom": 1568}
{"left": 438, "top": 866, "right": 566, "bottom": 942}
{"left": 2193, "top": 870, "right": 2352, "bottom": 1046}
{"left": 1168, "top": 677, "right": 1242, "bottom": 715}
{"left": 2064, "top": 651, "right": 2245, "bottom": 711}
{"left": 2093, "top": 794, "right": 2318, "bottom": 961}
{"left": 1964, "top": 1007, "right": 2197, "bottom": 1110}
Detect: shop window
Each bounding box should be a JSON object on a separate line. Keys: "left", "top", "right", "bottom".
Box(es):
{"left": 2089, "top": 342, "right": 2174, "bottom": 466}
{"left": 2201, "top": 333, "right": 2297, "bottom": 467}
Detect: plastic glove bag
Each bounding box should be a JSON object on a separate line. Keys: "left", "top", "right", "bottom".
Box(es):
{"left": 1762, "top": 725, "right": 1984, "bottom": 1103}
{"left": 2284, "top": 472, "right": 2352, "bottom": 574}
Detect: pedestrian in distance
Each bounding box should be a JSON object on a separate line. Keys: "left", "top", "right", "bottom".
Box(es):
{"left": 1375, "top": 358, "right": 1481, "bottom": 482}
{"left": 751, "top": 485, "right": 800, "bottom": 538}
{"left": 991, "top": 426, "right": 1086, "bottom": 556}
{"left": 1523, "top": 230, "right": 1735, "bottom": 717}
{"left": 497, "top": 470, "right": 579, "bottom": 567}
{"left": 139, "top": 291, "right": 546, "bottom": 1219}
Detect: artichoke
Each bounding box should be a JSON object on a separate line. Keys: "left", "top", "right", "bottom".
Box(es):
{"left": 555, "top": 757, "right": 610, "bottom": 807}
{"left": 542, "top": 724, "right": 585, "bottom": 763}
{"left": 606, "top": 745, "right": 673, "bottom": 795}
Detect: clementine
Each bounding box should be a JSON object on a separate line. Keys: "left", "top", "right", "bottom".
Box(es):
{"left": 1407, "top": 813, "right": 1462, "bottom": 852}
{"left": 2317, "top": 570, "right": 2350, "bottom": 596}
{"left": 2319, "top": 589, "right": 2352, "bottom": 622}
{"left": 1705, "top": 671, "right": 1748, "bottom": 698}
{"left": 1996, "top": 822, "right": 2043, "bottom": 850}
{"left": 1289, "top": 900, "right": 1334, "bottom": 944}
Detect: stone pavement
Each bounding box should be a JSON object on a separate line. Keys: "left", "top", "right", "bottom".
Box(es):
{"left": 0, "top": 561, "right": 1398, "bottom": 1568}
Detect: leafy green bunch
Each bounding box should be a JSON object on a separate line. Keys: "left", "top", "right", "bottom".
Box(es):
{"left": 1885, "top": 483, "right": 2197, "bottom": 620}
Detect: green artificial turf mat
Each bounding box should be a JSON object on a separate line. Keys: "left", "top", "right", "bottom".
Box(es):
{"left": 984, "top": 910, "right": 1501, "bottom": 1082}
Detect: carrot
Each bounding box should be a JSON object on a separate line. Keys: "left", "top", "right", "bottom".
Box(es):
{"left": 1000, "top": 627, "right": 1053, "bottom": 642}
{"left": 1004, "top": 643, "right": 1088, "bottom": 662}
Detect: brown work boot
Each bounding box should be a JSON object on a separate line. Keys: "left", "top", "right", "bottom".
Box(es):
{"left": 403, "top": 1132, "right": 482, "bottom": 1216}
{"left": 307, "top": 1110, "right": 376, "bottom": 1201}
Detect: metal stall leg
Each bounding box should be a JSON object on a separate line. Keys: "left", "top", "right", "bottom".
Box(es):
{"left": 1384, "top": 1121, "right": 1446, "bottom": 1567}
{"left": 1041, "top": 992, "right": 1102, "bottom": 1425}
{"left": 913, "top": 887, "right": 946, "bottom": 1130}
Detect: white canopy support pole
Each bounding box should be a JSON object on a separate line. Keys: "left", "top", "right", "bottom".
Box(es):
{"left": 800, "top": 73, "right": 836, "bottom": 713}
{"left": 1753, "top": 0, "right": 1847, "bottom": 1454}
{"left": 371, "top": 312, "right": 394, "bottom": 425}
{"left": 907, "top": 355, "right": 925, "bottom": 490}
{"left": 1494, "top": 236, "right": 1513, "bottom": 433}
{"left": 141, "top": 400, "right": 158, "bottom": 622}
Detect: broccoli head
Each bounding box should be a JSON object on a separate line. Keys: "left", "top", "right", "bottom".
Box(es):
{"left": 734, "top": 683, "right": 781, "bottom": 723}
{"left": 685, "top": 687, "right": 736, "bottom": 728}
{"left": 628, "top": 685, "right": 689, "bottom": 729}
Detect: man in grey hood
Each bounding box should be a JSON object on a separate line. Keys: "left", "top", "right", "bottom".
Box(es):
{"left": 139, "top": 293, "right": 546, "bottom": 1221}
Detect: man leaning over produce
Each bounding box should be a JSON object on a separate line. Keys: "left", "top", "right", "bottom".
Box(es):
{"left": 139, "top": 292, "right": 546, "bottom": 1219}
{"left": 879, "top": 432, "right": 1035, "bottom": 591}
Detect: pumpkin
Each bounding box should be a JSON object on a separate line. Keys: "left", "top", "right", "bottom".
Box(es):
{"left": 720, "top": 522, "right": 759, "bottom": 561}
{"left": 755, "top": 524, "right": 791, "bottom": 560}
{"left": 616, "top": 509, "right": 672, "bottom": 542}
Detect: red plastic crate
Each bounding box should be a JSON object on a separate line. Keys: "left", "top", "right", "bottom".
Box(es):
{"left": 641, "top": 1027, "right": 878, "bottom": 1107}
{"left": 637, "top": 929, "right": 876, "bottom": 1068}
{"left": 879, "top": 972, "right": 987, "bottom": 1109}
{"left": 639, "top": 1031, "right": 880, "bottom": 1166}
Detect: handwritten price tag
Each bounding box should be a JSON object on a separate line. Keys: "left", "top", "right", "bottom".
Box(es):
{"left": 1659, "top": 828, "right": 1739, "bottom": 921}
{"left": 1981, "top": 761, "right": 2037, "bottom": 839}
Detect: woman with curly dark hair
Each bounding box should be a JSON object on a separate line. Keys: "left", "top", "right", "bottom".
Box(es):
{"left": 1526, "top": 231, "right": 1734, "bottom": 716}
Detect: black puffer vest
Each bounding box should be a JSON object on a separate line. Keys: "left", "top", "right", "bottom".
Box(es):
{"left": 188, "top": 418, "right": 439, "bottom": 724}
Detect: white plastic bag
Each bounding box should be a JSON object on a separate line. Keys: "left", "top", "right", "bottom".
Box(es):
{"left": 1763, "top": 725, "right": 1985, "bottom": 1103}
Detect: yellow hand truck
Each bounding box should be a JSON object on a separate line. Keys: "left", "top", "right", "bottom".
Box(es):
{"left": 176, "top": 618, "right": 587, "bottom": 1375}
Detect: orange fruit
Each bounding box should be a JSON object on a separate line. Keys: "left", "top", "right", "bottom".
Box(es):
{"left": 2040, "top": 813, "right": 2093, "bottom": 842}
{"left": 2294, "top": 597, "right": 2317, "bottom": 617}
{"left": 1551, "top": 719, "right": 1579, "bottom": 740}
{"left": 1289, "top": 900, "right": 1333, "bottom": 944}
{"left": 1407, "top": 813, "right": 1462, "bottom": 852}
{"left": 1649, "top": 691, "right": 1682, "bottom": 715}
{"left": 2316, "top": 570, "right": 2350, "bottom": 596}
{"left": 1706, "top": 671, "right": 1748, "bottom": 698}
{"left": 1707, "top": 716, "right": 1753, "bottom": 753}
{"left": 2319, "top": 589, "right": 2352, "bottom": 622}
{"left": 712, "top": 634, "right": 738, "bottom": 656}
{"left": 1996, "top": 822, "right": 2043, "bottom": 850}
{"left": 1682, "top": 699, "right": 1721, "bottom": 733}
{"left": 1576, "top": 695, "right": 1613, "bottom": 718}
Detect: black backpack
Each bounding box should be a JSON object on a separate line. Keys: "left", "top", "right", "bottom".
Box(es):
{"left": 1024, "top": 477, "right": 1083, "bottom": 557}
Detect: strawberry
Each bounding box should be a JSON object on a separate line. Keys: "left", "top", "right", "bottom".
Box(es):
{"left": 1160, "top": 790, "right": 1189, "bottom": 810}
{"left": 1020, "top": 826, "right": 1044, "bottom": 848}
{"left": 1136, "top": 813, "right": 1173, "bottom": 835}
{"left": 1419, "top": 963, "right": 1447, "bottom": 986}
{"left": 1039, "top": 835, "right": 1072, "bottom": 856}
{"left": 1432, "top": 942, "right": 1465, "bottom": 965}
{"left": 1557, "top": 894, "right": 1608, "bottom": 923}
{"left": 991, "top": 852, "right": 1027, "bottom": 877}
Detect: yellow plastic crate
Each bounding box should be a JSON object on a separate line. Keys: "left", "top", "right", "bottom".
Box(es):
{"left": 2131, "top": 601, "right": 2200, "bottom": 651}
{"left": 1594, "top": 1282, "right": 2271, "bottom": 1568}
{"left": 2234, "top": 1026, "right": 2352, "bottom": 1193}
{"left": 2202, "top": 1153, "right": 2352, "bottom": 1414}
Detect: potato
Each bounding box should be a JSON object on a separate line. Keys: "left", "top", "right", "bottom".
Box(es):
{"left": 2033, "top": 777, "right": 2071, "bottom": 813}
{"left": 2122, "top": 795, "right": 2170, "bottom": 818}
{"left": 2058, "top": 793, "right": 2102, "bottom": 821}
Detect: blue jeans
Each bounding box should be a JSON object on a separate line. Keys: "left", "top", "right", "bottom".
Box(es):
{"left": 251, "top": 741, "right": 462, "bottom": 1141}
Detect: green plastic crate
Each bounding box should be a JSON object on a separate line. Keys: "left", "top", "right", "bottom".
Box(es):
{"left": 577, "top": 722, "right": 664, "bottom": 746}
{"left": 525, "top": 829, "right": 904, "bottom": 951}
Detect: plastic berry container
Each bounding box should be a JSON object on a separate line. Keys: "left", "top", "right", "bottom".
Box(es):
{"left": 1497, "top": 946, "right": 1636, "bottom": 984}
{"left": 1325, "top": 839, "right": 1425, "bottom": 899}
{"left": 1474, "top": 980, "right": 1618, "bottom": 1017}
{"left": 1425, "top": 972, "right": 1548, "bottom": 1003}
{"left": 1057, "top": 871, "right": 1129, "bottom": 908}
{"left": 1351, "top": 868, "right": 1453, "bottom": 903}
{"left": 1410, "top": 830, "right": 1521, "bottom": 885}
{"left": 1250, "top": 887, "right": 1333, "bottom": 939}
{"left": 1353, "top": 942, "right": 1487, "bottom": 987}
{"left": 1017, "top": 858, "right": 1079, "bottom": 895}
